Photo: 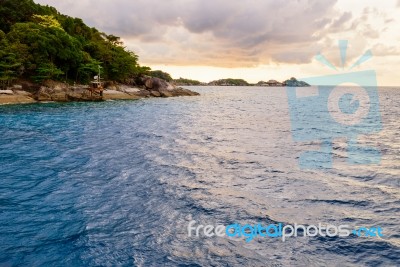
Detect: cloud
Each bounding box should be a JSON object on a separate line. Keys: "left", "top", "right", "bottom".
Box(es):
{"left": 34, "top": 0, "right": 358, "bottom": 67}
{"left": 372, "top": 44, "right": 400, "bottom": 56}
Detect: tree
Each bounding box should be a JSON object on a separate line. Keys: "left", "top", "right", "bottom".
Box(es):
{"left": 77, "top": 57, "right": 102, "bottom": 83}
{"left": 174, "top": 77, "right": 201, "bottom": 86}
{"left": 32, "top": 14, "right": 63, "bottom": 30}
{"left": 0, "top": 0, "right": 39, "bottom": 33}
{"left": 149, "top": 70, "right": 173, "bottom": 81}
{"left": 0, "top": 37, "right": 24, "bottom": 88}
{"left": 0, "top": 52, "right": 22, "bottom": 88}
{"left": 0, "top": 0, "right": 150, "bottom": 84}
{"left": 33, "top": 62, "right": 64, "bottom": 83}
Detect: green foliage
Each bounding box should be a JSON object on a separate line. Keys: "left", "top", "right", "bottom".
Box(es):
{"left": 174, "top": 77, "right": 201, "bottom": 85}
{"left": 0, "top": 0, "right": 149, "bottom": 85}
{"left": 0, "top": 51, "right": 22, "bottom": 88}
{"left": 0, "top": 36, "right": 25, "bottom": 88}
{"left": 149, "top": 70, "right": 173, "bottom": 81}
{"left": 0, "top": 0, "right": 41, "bottom": 33}
{"left": 77, "top": 57, "right": 102, "bottom": 83}
{"left": 210, "top": 78, "right": 249, "bottom": 86}
{"left": 32, "top": 15, "right": 63, "bottom": 30}
{"left": 33, "top": 62, "right": 64, "bottom": 83}
{"left": 137, "top": 66, "right": 151, "bottom": 74}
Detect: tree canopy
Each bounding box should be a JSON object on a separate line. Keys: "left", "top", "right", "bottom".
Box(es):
{"left": 0, "top": 0, "right": 149, "bottom": 87}
{"left": 149, "top": 70, "right": 173, "bottom": 82}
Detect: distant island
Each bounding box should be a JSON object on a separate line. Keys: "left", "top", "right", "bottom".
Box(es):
{"left": 173, "top": 77, "right": 310, "bottom": 87}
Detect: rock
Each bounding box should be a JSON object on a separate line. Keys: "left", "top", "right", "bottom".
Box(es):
{"left": 132, "top": 90, "right": 151, "bottom": 97}
{"left": 159, "top": 90, "right": 173, "bottom": 97}
{"left": 140, "top": 76, "right": 199, "bottom": 97}
{"left": 0, "top": 78, "right": 199, "bottom": 106}
{"left": 36, "top": 86, "right": 54, "bottom": 101}
{"left": 143, "top": 77, "right": 174, "bottom": 91}
{"left": 38, "top": 87, "right": 68, "bottom": 101}
{"left": 43, "top": 80, "right": 68, "bottom": 91}
{"left": 67, "top": 87, "right": 88, "bottom": 100}
{"left": 102, "top": 90, "right": 140, "bottom": 100}
{"left": 0, "top": 90, "right": 14, "bottom": 95}
{"left": 123, "top": 88, "right": 141, "bottom": 94}
{"left": 172, "top": 88, "right": 200, "bottom": 96}
{"left": 51, "top": 92, "right": 68, "bottom": 101}
{"left": 144, "top": 79, "right": 154, "bottom": 89}
{"left": 13, "top": 84, "right": 23, "bottom": 90}
{"left": 0, "top": 94, "right": 36, "bottom": 105}
{"left": 150, "top": 90, "right": 161, "bottom": 97}
{"left": 37, "top": 84, "right": 102, "bottom": 102}
{"left": 166, "top": 83, "right": 175, "bottom": 90}
{"left": 283, "top": 77, "right": 310, "bottom": 87}
{"left": 14, "top": 90, "right": 32, "bottom": 97}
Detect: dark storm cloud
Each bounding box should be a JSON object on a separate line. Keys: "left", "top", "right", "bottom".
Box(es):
{"left": 34, "top": 0, "right": 354, "bottom": 66}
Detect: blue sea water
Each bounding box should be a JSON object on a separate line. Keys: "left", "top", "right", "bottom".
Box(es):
{"left": 0, "top": 86, "right": 399, "bottom": 266}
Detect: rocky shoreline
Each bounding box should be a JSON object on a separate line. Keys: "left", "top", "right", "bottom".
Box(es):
{"left": 0, "top": 77, "right": 199, "bottom": 105}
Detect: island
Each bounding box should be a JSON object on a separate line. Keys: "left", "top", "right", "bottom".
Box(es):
{"left": 0, "top": 0, "right": 199, "bottom": 105}
{"left": 172, "top": 77, "right": 310, "bottom": 87}
{"left": 0, "top": 1, "right": 310, "bottom": 105}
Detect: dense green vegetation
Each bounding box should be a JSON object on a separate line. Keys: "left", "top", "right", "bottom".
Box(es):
{"left": 209, "top": 78, "right": 249, "bottom": 86}
{"left": 148, "top": 70, "right": 172, "bottom": 82}
{"left": 174, "top": 77, "right": 202, "bottom": 86}
{"left": 0, "top": 0, "right": 150, "bottom": 88}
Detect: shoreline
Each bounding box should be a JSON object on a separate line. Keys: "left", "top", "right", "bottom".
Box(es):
{"left": 0, "top": 78, "right": 199, "bottom": 106}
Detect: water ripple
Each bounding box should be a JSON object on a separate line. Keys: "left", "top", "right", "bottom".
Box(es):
{"left": 0, "top": 87, "right": 399, "bottom": 266}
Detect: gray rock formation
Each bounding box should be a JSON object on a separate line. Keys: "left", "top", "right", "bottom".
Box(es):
{"left": 0, "top": 78, "right": 199, "bottom": 105}
{"left": 283, "top": 77, "right": 310, "bottom": 87}
{"left": 141, "top": 77, "right": 199, "bottom": 97}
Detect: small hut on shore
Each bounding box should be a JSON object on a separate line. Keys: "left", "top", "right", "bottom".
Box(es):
{"left": 88, "top": 66, "right": 104, "bottom": 97}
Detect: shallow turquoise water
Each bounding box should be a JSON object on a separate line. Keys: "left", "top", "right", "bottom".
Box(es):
{"left": 0, "top": 87, "right": 399, "bottom": 266}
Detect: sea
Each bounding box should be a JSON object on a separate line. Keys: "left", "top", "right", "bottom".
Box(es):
{"left": 0, "top": 86, "right": 399, "bottom": 266}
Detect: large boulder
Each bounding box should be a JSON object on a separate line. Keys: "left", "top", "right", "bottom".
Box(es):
{"left": 142, "top": 76, "right": 200, "bottom": 97}
{"left": 143, "top": 77, "right": 173, "bottom": 91}
{"left": 102, "top": 90, "right": 140, "bottom": 100}
{"left": 36, "top": 81, "right": 72, "bottom": 101}
{"left": 36, "top": 86, "right": 54, "bottom": 101}
{"left": 43, "top": 80, "right": 68, "bottom": 91}
{"left": 150, "top": 90, "right": 161, "bottom": 97}
{"left": 172, "top": 88, "right": 200, "bottom": 96}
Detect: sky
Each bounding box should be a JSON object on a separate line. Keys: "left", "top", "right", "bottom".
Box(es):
{"left": 34, "top": 0, "right": 400, "bottom": 85}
